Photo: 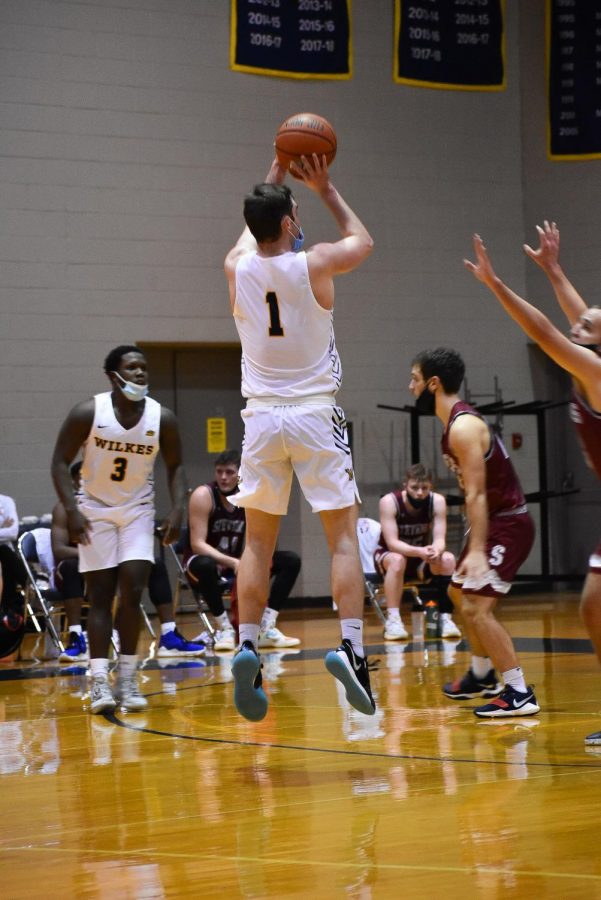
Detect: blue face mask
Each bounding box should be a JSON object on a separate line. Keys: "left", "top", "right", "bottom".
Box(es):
{"left": 288, "top": 219, "right": 304, "bottom": 253}
{"left": 112, "top": 371, "right": 149, "bottom": 401}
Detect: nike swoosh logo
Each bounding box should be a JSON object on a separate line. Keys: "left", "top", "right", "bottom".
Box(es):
{"left": 97, "top": 425, "right": 108, "bottom": 428}
{"left": 511, "top": 696, "right": 534, "bottom": 709}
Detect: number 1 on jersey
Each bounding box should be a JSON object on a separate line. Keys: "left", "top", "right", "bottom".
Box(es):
{"left": 266, "top": 291, "right": 284, "bottom": 337}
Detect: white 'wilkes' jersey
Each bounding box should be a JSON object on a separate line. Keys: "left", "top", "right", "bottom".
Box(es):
{"left": 233, "top": 250, "right": 342, "bottom": 399}
{"left": 80, "top": 392, "right": 161, "bottom": 508}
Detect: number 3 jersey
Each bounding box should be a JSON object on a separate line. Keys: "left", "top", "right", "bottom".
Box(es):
{"left": 233, "top": 250, "right": 342, "bottom": 399}
{"left": 80, "top": 392, "right": 161, "bottom": 509}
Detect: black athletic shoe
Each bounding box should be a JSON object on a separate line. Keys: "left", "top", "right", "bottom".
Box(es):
{"left": 474, "top": 684, "right": 540, "bottom": 718}
{"left": 585, "top": 730, "right": 601, "bottom": 746}
{"left": 232, "top": 641, "right": 268, "bottom": 722}
{"left": 325, "top": 639, "right": 376, "bottom": 716}
{"left": 443, "top": 667, "right": 503, "bottom": 700}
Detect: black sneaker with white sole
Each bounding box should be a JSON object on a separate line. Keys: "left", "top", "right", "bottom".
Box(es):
{"left": 325, "top": 639, "right": 376, "bottom": 716}
{"left": 474, "top": 684, "right": 540, "bottom": 718}
{"left": 443, "top": 667, "right": 503, "bottom": 700}
{"left": 584, "top": 730, "right": 601, "bottom": 746}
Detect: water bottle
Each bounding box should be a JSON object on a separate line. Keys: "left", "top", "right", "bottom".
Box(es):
{"left": 411, "top": 601, "right": 425, "bottom": 640}
{"left": 425, "top": 600, "right": 440, "bottom": 637}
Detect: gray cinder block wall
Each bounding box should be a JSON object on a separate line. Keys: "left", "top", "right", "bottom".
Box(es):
{"left": 0, "top": 0, "right": 597, "bottom": 594}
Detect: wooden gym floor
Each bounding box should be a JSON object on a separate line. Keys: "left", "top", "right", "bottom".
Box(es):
{"left": 1, "top": 592, "right": 601, "bottom": 899}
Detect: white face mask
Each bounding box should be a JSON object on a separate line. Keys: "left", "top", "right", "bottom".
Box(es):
{"left": 112, "top": 371, "right": 149, "bottom": 401}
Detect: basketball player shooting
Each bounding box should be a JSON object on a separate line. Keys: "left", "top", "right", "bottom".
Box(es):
{"left": 224, "top": 149, "right": 374, "bottom": 723}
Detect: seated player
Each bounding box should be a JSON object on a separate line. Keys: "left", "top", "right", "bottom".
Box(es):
{"left": 375, "top": 464, "right": 460, "bottom": 640}
{"left": 185, "top": 450, "right": 301, "bottom": 651}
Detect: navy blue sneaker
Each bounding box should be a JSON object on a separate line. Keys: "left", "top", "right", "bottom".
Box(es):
{"left": 59, "top": 631, "right": 88, "bottom": 663}
{"left": 232, "top": 641, "right": 268, "bottom": 722}
{"left": 443, "top": 668, "right": 503, "bottom": 700}
{"left": 157, "top": 628, "right": 205, "bottom": 658}
{"left": 585, "top": 730, "right": 601, "bottom": 746}
{"left": 474, "top": 684, "right": 540, "bottom": 718}
{"left": 324, "top": 639, "right": 376, "bottom": 716}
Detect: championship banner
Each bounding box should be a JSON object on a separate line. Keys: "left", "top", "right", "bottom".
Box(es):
{"left": 547, "top": 0, "right": 601, "bottom": 160}
{"left": 394, "top": 0, "right": 505, "bottom": 91}
{"left": 231, "top": 0, "right": 352, "bottom": 80}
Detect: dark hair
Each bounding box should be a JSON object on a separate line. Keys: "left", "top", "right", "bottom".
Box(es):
{"left": 69, "top": 461, "right": 82, "bottom": 479}
{"left": 405, "top": 463, "right": 432, "bottom": 483}
{"left": 103, "top": 345, "right": 143, "bottom": 375}
{"left": 215, "top": 449, "right": 241, "bottom": 468}
{"left": 243, "top": 183, "right": 293, "bottom": 243}
{"left": 413, "top": 347, "right": 465, "bottom": 394}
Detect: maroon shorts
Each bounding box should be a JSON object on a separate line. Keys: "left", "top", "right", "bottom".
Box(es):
{"left": 590, "top": 540, "right": 601, "bottom": 575}
{"left": 373, "top": 548, "right": 429, "bottom": 583}
{"left": 451, "top": 510, "right": 535, "bottom": 598}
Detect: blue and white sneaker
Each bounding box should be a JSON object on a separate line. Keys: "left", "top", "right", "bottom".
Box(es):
{"left": 232, "top": 641, "right": 268, "bottom": 722}
{"left": 157, "top": 628, "right": 205, "bottom": 658}
{"left": 59, "top": 631, "right": 88, "bottom": 663}
{"left": 324, "top": 639, "right": 376, "bottom": 716}
{"left": 474, "top": 684, "right": 540, "bottom": 718}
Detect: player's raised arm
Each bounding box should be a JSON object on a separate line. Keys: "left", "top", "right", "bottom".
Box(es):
{"left": 224, "top": 158, "right": 288, "bottom": 310}
{"left": 523, "top": 220, "right": 587, "bottom": 326}
{"left": 292, "top": 153, "right": 374, "bottom": 279}
{"left": 465, "top": 234, "right": 601, "bottom": 395}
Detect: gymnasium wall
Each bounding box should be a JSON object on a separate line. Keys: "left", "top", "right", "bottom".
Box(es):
{"left": 0, "top": 0, "right": 593, "bottom": 595}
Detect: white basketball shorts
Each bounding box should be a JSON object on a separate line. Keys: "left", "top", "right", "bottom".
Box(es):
{"left": 77, "top": 497, "right": 155, "bottom": 572}
{"left": 233, "top": 402, "right": 361, "bottom": 515}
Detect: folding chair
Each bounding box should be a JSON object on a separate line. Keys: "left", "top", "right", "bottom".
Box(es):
{"left": 17, "top": 528, "right": 154, "bottom": 657}
{"left": 16, "top": 528, "right": 65, "bottom": 654}
{"left": 356, "top": 517, "right": 428, "bottom": 626}
{"left": 166, "top": 527, "right": 218, "bottom": 641}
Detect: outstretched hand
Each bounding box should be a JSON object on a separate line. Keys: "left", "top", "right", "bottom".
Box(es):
{"left": 463, "top": 234, "right": 498, "bottom": 287}
{"left": 289, "top": 153, "right": 331, "bottom": 194}
{"left": 523, "top": 219, "right": 560, "bottom": 272}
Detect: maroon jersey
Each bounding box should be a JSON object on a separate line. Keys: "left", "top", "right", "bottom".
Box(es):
{"left": 185, "top": 482, "right": 245, "bottom": 564}
{"left": 570, "top": 391, "right": 601, "bottom": 482}
{"left": 377, "top": 489, "right": 434, "bottom": 552}
{"left": 441, "top": 401, "right": 526, "bottom": 516}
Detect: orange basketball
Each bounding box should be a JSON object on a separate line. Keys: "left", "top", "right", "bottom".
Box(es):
{"left": 275, "top": 112, "right": 337, "bottom": 177}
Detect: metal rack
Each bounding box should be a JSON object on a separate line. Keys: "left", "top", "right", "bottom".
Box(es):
{"left": 377, "top": 399, "right": 580, "bottom": 585}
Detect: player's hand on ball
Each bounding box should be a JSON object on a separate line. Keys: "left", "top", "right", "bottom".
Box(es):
{"left": 290, "top": 153, "right": 330, "bottom": 193}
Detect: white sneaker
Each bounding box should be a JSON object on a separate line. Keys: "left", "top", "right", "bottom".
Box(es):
{"left": 114, "top": 675, "right": 148, "bottom": 711}
{"left": 213, "top": 627, "right": 236, "bottom": 652}
{"left": 440, "top": 613, "right": 462, "bottom": 638}
{"left": 258, "top": 626, "right": 301, "bottom": 648}
{"left": 384, "top": 618, "right": 409, "bottom": 641}
{"left": 89, "top": 676, "right": 116, "bottom": 715}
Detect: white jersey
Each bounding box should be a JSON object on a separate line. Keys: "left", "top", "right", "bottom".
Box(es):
{"left": 80, "top": 392, "right": 161, "bottom": 508}
{"left": 233, "top": 250, "right": 342, "bottom": 399}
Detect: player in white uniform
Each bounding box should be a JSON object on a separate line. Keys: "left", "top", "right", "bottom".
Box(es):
{"left": 51, "top": 345, "right": 187, "bottom": 714}
{"left": 224, "top": 152, "right": 375, "bottom": 722}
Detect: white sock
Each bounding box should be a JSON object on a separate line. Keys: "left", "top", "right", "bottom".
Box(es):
{"left": 216, "top": 612, "right": 231, "bottom": 629}
{"left": 160, "top": 622, "right": 176, "bottom": 636}
{"left": 472, "top": 655, "right": 492, "bottom": 679}
{"left": 341, "top": 618, "right": 364, "bottom": 657}
{"left": 502, "top": 666, "right": 527, "bottom": 693}
{"left": 69, "top": 624, "right": 82, "bottom": 635}
{"left": 90, "top": 658, "right": 109, "bottom": 679}
{"left": 118, "top": 654, "right": 138, "bottom": 678}
{"left": 239, "top": 624, "right": 260, "bottom": 650}
{"left": 387, "top": 609, "right": 401, "bottom": 622}
{"left": 261, "top": 607, "right": 278, "bottom": 631}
